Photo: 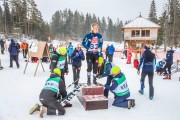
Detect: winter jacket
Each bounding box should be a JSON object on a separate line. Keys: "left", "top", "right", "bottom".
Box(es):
{"left": 138, "top": 49, "right": 156, "bottom": 73}
{"left": 51, "top": 52, "right": 68, "bottom": 73}
{"left": 108, "top": 45, "right": 115, "bottom": 55}
{"left": 67, "top": 44, "right": 73, "bottom": 55}
{"left": 99, "top": 60, "right": 113, "bottom": 78}
{"left": 127, "top": 48, "right": 132, "bottom": 57}
{"left": 8, "top": 39, "right": 19, "bottom": 56}
{"left": 21, "top": 42, "right": 27, "bottom": 50}
{"left": 165, "top": 50, "right": 174, "bottom": 65}
{"left": 156, "top": 61, "right": 163, "bottom": 69}
{"left": 82, "top": 32, "right": 103, "bottom": 54}
{"left": 71, "top": 48, "right": 85, "bottom": 67}
{"left": 105, "top": 72, "right": 130, "bottom": 98}
{"left": 39, "top": 73, "right": 67, "bottom": 100}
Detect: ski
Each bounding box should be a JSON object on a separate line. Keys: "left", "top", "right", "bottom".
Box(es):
{"left": 60, "top": 83, "right": 85, "bottom": 106}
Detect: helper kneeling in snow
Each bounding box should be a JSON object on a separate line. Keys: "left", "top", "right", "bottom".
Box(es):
{"left": 104, "top": 66, "right": 135, "bottom": 109}
{"left": 97, "top": 57, "right": 114, "bottom": 98}
{"left": 29, "top": 68, "right": 72, "bottom": 118}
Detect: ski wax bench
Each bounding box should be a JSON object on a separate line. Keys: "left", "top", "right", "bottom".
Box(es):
{"left": 77, "top": 85, "right": 108, "bottom": 110}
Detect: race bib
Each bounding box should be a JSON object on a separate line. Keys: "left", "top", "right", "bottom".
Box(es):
{"left": 114, "top": 81, "right": 129, "bottom": 93}
{"left": 57, "top": 57, "right": 66, "bottom": 69}
{"left": 90, "top": 37, "right": 98, "bottom": 53}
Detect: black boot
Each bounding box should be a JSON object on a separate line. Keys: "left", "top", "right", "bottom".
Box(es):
{"left": 87, "top": 76, "right": 91, "bottom": 86}
{"left": 64, "top": 103, "right": 72, "bottom": 107}
{"left": 93, "top": 76, "right": 97, "bottom": 85}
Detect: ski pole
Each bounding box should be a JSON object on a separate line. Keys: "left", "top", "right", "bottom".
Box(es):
{"left": 66, "top": 79, "right": 79, "bottom": 89}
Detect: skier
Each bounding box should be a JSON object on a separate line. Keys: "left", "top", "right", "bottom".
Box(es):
{"left": 104, "top": 66, "right": 135, "bottom": 109}
{"left": 8, "top": 39, "right": 20, "bottom": 68}
{"left": 82, "top": 23, "right": 103, "bottom": 86}
{"left": 71, "top": 43, "right": 85, "bottom": 87}
{"left": 163, "top": 47, "right": 175, "bottom": 80}
{"left": 51, "top": 46, "right": 69, "bottom": 86}
{"left": 137, "top": 45, "right": 156, "bottom": 100}
{"left": 107, "top": 44, "right": 115, "bottom": 62}
{"left": 29, "top": 68, "right": 72, "bottom": 118}
{"left": 126, "top": 46, "right": 132, "bottom": 64}
{"left": 67, "top": 42, "right": 73, "bottom": 64}
{"left": 96, "top": 57, "right": 114, "bottom": 98}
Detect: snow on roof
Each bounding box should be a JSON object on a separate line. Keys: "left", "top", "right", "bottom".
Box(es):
{"left": 123, "top": 17, "right": 160, "bottom": 29}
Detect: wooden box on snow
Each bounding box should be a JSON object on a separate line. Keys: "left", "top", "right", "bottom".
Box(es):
{"left": 81, "top": 86, "right": 104, "bottom": 95}
{"left": 77, "top": 85, "right": 108, "bottom": 110}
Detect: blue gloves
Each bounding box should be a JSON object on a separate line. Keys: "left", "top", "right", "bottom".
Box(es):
{"left": 79, "top": 51, "right": 83, "bottom": 56}
{"left": 75, "top": 53, "right": 79, "bottom": 57}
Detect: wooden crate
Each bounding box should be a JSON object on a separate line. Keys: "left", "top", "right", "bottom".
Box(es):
{"left": 77, "top": 86, "right": 108, "bottom": 110}
{"left": 81, "top": 86, "right": 104, "bottom": 95}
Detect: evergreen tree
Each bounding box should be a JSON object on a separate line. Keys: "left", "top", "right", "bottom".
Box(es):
{"left": 148, "top": 0, "right": 158, "bottom": 23}
{"left": 106, "top": 17, "right": 113, "bottom": 41}
{"left": 73, "top": 10, "right": 80, "bottom": 40}
{"left": 4, "top": 1, "right": 12, "bottom": 34}
{"left": 0, "top": 5, "right": 3, "bottom": 32}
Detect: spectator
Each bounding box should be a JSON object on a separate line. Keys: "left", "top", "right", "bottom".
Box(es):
{"left": 8, "top": 39, "right": 20, "bottom": 68}
{"left": 108, "top": 44, "right": 115, "bottom": 62}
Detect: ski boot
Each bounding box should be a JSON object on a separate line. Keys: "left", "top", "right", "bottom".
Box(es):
{"left": 87, "top": 76, "right": 91, "bottom": 86}
{"left": 29, "top": 103, "right": 40, "bottom": 115}
{"left": 163, "top": 75, "right": 169, "bottom": 79}
{"left": 128, "top": 99, "right": 135, "bottom": 109}
{"left": 168, "top": 75, "right": 171, "bottom": 80}
{"left": 64, "top": 103, "right": 72, "bottom": 108}
{"left": 93, "top": 76, "right": 97, "bottom": 85}
{"left": 149, "top": 96, "right": 153, "bottom": 100}
{"left": 138, "top": 90, "right": 144, "bottom": 95}
{"left": 39, "top": 106, "right": 47, "bottom": 118}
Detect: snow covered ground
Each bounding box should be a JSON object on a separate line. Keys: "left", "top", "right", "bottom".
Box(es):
{"left": 0, "top": 49, "right": 180, "bottom": 120}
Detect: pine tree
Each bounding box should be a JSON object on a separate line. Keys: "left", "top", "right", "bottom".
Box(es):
{"left": 73, "top": 10, "right": 80, "bottom": 40}
{"left": 4, "top": 1, "right": 12, "bottom": 34}
{"left": 106, "top": 17, "right": 113, "bottom": 41}
{"left": 0, "top": 5, "right": 3, "bottom": 32}
{"left": 101, "top": 17, "right": 107, "bottom": 40}
{"left": 148, "top": 0, "right": 158, "bottom": 23}
{"left": 157, "top": 11, "right": 166, "bottom": 46}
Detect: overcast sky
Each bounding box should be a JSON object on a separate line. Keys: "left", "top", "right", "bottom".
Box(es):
{"left": 4, "top": 0, "right": 167, "bottom": 23}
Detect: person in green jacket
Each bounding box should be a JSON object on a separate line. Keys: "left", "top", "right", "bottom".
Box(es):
{"left": 104, "top": 66, "right": 135, "bottom": 109}
{"left": 29, "top": 68, "right": 72, "bottom": 118}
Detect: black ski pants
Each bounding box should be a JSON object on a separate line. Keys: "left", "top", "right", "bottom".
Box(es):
{"left": 10, "top": 55, "right": 19, "bottom": 67}
{"left": 72, "top": 66, "right": 81, "bottom": 85}
{"left": 86, "top": 53, "right": 99, "bottom": 75}
{"left": 40, "top": 99, "right": 65, "bottom": 115}
{"left": 164, "top": 63, "right": 172, "bottom": 75}
{"left": 140, "top": 72, "right": 154, "bottom": 97}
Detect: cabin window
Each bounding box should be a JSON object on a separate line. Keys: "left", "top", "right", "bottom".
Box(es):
{"left": 131, "top": 30, "right": 140, "bottom": 37}
{"left": 141, "top": 30, "right": 150, "bottom": 37}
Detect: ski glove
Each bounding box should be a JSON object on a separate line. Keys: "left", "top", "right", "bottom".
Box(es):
{"left": 97, "top": 75, "right": 103, "bottom": 79}
{"left": 79, "top": 51, "right": 83, "bottom": 55}
{"left": 75, "top": 53, "right": 79, "bottom": 57}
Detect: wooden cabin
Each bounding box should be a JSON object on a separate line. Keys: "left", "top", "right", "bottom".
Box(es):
{"left": 122, "top": 16, "right": 160, "bottom": 59}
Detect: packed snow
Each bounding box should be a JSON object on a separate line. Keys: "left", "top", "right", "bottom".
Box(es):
{"left": 0, "top": 42, "right": 180, "bottom": 120}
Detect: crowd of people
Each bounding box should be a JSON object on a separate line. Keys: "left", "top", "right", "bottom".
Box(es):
{"left": 0, "top": 23, "right": 176, "bottom": 118}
